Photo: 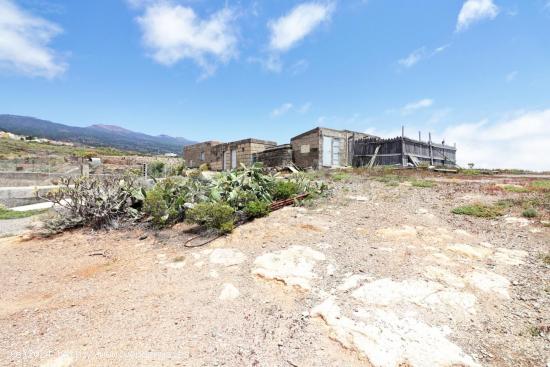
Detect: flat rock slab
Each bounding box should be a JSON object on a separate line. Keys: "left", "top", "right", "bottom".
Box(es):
{"left": 252, "top": 245, "right": 326, "bottom": 290}
{"left": 208, "top": 248, "right": 247, "bottom": 267}
{"left": 311, "top": 297, "right": 481, "bottom": 367}
{"left": 219, "top": 283, "right": 240, "bottom": 300}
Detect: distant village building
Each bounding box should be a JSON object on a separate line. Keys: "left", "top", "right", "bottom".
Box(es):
{"left": 164, "top": 153, "right": 178, "bottom": 157}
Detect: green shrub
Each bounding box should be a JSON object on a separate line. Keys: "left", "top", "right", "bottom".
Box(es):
{"left": 288, "top": 172, "right": 328, "bottom": 196}
{"left": 530, "top": 180, "right": 550, "bottom": 192}
{"left": 411, "top": 180, "right": 435, "bottom": 188}
{"left": 372, "top": 175, "right": 400, "bottom": 184}
{"left": 522, "top": 208, "right": 538, "bottom": 218}
{"left": 211, "top": 163, "right": 274, "bottom": 209}
{"left": 271, "top": 180, "right": 300, "bottom": 200}
{"left": 143, "top": 177, "right": 211, "bottom": 227}
{"left": 0, "top": 204, "right": 47, "bottom": 220}
{"left": 148, "top": 161, "right": 165, "bottom": 178}
{"left": 502, "top": 184, "right": 528, "bottom": 193}
{"left": 451, "top": 203, "right": 504, "bottom": 218}
{"left": 244, "top": 200, "right": 270, "bottom": 219}
{"left": 331, "top": 172, "right": 350, "bottom": 182}
{"left": 44, "top": 175, "right": 142, "bottom": 230}
{"left": 186, "top": 202, "right": 235, "bottom": 233}
{"left": 169, "top": 161, "right": 186, "bottom": 176}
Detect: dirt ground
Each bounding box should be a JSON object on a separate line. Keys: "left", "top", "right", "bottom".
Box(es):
{"left": 0, "top": 172, "right": 548, "bottom": 367}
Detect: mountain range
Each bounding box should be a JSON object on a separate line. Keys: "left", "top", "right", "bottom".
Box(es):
{"left": 0, "top": 114, "right": 195, "bottom": 155}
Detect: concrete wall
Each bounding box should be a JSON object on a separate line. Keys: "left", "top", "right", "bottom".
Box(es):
{"left": 100, "top": 155, "right": 182, "bottom": 166}
{"left": 0, "top": 185, "right": 59, "bottom": 207}
{"left": 0, "top": 172, "right": 80, "bottom": 187}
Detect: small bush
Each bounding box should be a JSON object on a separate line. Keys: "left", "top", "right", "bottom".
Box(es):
{"left": 212, "top": 163, "right": 274, "bottom": 209}
{"left": 522, "top": 208, "right": 538, "bottom": 218}
{"left": 271, "top": 180, "right": 300, "bottom": 201}
{"left": 331, "top": 172, "right": 350, "bottom": 182}
{"left": 541, "top": 253, "right": 550, "bottom": 265}
{"left": 143, "top": 177, "right": 211, "bottom": 227}
{"left": 148, "top": 161, "right": 165, "bottom": 178}
{"left": 43, "top": 175, "right": 142, "bottom": 230}
{"left": 244, "top": 200, "right": 270, "bottom": 219}
{"left": 186, "top": 202, "right": 235, "bottom": 234}
{"left": 530, "top": 180, "right": 550, "bottom": 192}
{"left": 169, "top": 161, "right": 186, "bottom": 176}
{"left": 411, "top": 180, "right": 435, "bottom": 188}
{"left": 288, "top": 172, "right": 328, "bottom": 196}
{"left": 371, "top": 175, "right": 400, "bottom": 184}
{"left": 502, "top": 184, "right": 528, "bottom": 193}
{"left": 451, "top": 203, "right": 504, "bottom": 218}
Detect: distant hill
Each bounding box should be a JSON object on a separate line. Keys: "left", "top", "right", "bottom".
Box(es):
{"left": 0, "top": 115, "right": 195, "bottom": 155}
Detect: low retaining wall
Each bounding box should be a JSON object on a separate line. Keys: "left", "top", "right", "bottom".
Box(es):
{"left": 0, "top": 172, "right": 80, "bottom": 187}
{"left": 0, "top": 185, "right": 59, "bottom": 208}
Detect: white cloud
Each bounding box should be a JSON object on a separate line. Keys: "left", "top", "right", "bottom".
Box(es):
{"left": 268, "top": 2, "right": 335, "bottom": 52}
{"left": 0, "top": 0, "right": 66, "bottom": 78}
{"left": 443, "top": 110, "right": 550, "bottom": 170}
{"left": 398, "top": 48, "right": 425, "bottom": 68}
{"left": 290, "top": 59, "right": 309, "bottom": 75}
{"left": 398, "top": 44, "right": 450, "bottom": 68}
{"left": 248, "top": 54, "right": 282, "bottom": 73}
{"left": 427, "top": 108, "right": 453, "bottom": 124}
{"left": 456, "top": 0, "right": 499, "bottom": 32}
{"left": 366, "top": 109, "right": 550, "bottom": 171}
{"left": 505, "top": 70, "right": 518, "bottom": 82}
{"left": 298, "top": 102, "right": 312, "bottom": 114}
{"left": 271, "top": 102, "right": 293, "bottom": 117}
{"left": 270, "top": 101, "right": 311, "bottom": 117}
{"left": 136, "top": 3, "right": 238, "bottom": 76}
{"left": 402, "top": 99, "right": 434, "bottom": 114}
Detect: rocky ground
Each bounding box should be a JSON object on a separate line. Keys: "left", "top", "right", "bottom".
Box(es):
{"left": 0, "top": 172, "right": 548, "bottom": 367}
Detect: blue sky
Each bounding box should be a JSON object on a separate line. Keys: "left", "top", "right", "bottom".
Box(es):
{"left": 1, "top": 0, "right": 549, "bottom": 169}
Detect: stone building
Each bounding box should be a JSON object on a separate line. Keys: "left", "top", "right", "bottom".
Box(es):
{"left": 252, "top": 144, "right": 293, "bottom": 168}
{"left": 183, "top": 139, "right": 276, "bottom": 170}
{"left": 182, "top": 141, "right": 222, "bottom": 168}
{"left": 291, "top": 127, "right": 375, "bottom": 169}
{"left": 183, "top": 127, "right": 377, "bottom": 170}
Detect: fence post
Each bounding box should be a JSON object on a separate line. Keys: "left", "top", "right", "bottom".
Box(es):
{"left": 429, "top": 132, "right": 434, "bottom": 166}
{"left": 401, "top": 126, "right": 406, "bottom": 167}
{"left": 142, "top": 163, "right": 148, "bottom": 179}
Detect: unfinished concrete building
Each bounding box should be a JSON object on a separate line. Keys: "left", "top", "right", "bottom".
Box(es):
{"left": 291, "top": 127, "right": 375, "bottom": 169}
